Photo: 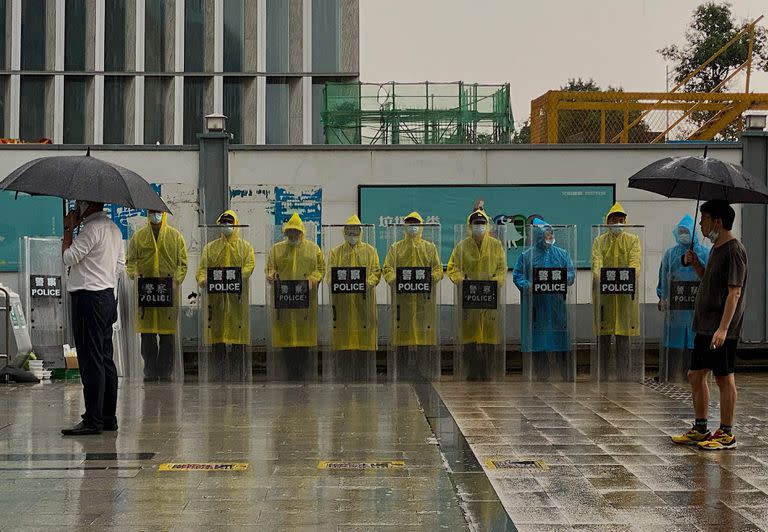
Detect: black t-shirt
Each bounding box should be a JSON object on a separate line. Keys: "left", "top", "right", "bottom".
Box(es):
{"left": 693, "top": 239, "right": 747, "bottom": 338}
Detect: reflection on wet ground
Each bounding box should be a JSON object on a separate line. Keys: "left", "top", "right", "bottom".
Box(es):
{"left": 436, "top": 373, "right": 768, "bottom": 531}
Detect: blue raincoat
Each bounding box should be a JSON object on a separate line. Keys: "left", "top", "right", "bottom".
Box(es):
{"left": 513, "top": 219, "right": 576, "bottom": 353}
{"left": 656, "top": 214, "right": 710, "bottom": 349}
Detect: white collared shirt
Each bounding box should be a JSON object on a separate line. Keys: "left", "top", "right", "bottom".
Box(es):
{"left": 63, "top": 211, "right": 125, "bottom": 292}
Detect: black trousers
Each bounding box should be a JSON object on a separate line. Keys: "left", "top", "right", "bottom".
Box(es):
{"left": 71, "top": 289, "right": 118, "bottom": 429}
{"left": 210, "top": 344, "right": 248, "bottom": 381}
{"left": 141, "top": 334, "right": 175, "bottom": 380}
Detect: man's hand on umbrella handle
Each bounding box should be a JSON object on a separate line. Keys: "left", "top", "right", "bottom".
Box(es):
{"left": 683, "top": 250, "right": 699, "bottom": 268}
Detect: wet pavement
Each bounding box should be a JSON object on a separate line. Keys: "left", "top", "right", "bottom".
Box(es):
{"left": 435, "top": 374, "right": 768, "bottom": 531}
{"left": 1, "top": 375, "right": 767, "bottom": 530}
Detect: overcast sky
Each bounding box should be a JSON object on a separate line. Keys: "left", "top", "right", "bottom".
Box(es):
{"left": 360, "top": 0, "right": 768, "bottom": 126}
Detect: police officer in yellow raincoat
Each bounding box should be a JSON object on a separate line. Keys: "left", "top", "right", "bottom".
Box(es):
{"left": 196, "top": 210, "right": 255, "bottom": 380}
{"left": 592, "top": 202, "right": 642, "bottom": 378}
{"left": 383, "top": 212, "right": 443, "bottom": 379}
{"left": 266, "top": 213, "right": 325, "bottom": 379}
{"left": 447, "top": 209, "right": 507, "bottom": 380}
{"left": 326, "top": 215, "right": 381, "bottom": 355}
{"left": 126, "top": 211, "right": 188, "bottom": 381}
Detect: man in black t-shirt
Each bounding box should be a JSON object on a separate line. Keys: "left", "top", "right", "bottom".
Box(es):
{"left": 672, "top": 200, "right": 746, "bottom": 450}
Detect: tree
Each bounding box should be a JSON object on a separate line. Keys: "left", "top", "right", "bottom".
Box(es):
{"left": 659, "top": 2, "right": 768, "bottom": 139}
{"left": 557, "top": 78, "right": 652, "bottom": 143}
{"left": 512, "top": 118, "right": 530, "bottom": 144}
{"left": 660, "top": 2, "right": 768, "bottom": 93}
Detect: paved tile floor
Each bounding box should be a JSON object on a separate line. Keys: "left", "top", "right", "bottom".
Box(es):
{"left": 0, "top": 382, "right": 469, "bottom": 531}
{"left": 435, "top": 374, "right": 768, "bottom": 531}
{"left": 1, "top": 374, "right": 768, "bottom": 531}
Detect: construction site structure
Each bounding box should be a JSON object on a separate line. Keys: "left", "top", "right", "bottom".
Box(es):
{"left": 321, "top": 82, "right": 513, "bottom": 145}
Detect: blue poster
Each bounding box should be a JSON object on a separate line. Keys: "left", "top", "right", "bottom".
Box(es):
{"left": 359, "top": 184, "right": 615, "bottom": 268}
{"left": 0, "top": 192, "right": 63, "bottom": 272}
{"left": 273, "top": 186, "right": 322, "bottom": 245}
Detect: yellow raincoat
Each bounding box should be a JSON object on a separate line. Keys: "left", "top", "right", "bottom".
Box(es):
{"left": 195, "top": 210, "right": 255, "bottom": 345}
{"left": 266, "top": 213, "right": 326, "bottom": 348}
{"left": 382, "top": 211, "right": 444, "bottom": 346}
{"left": 325, "top": 215, "right": 381, "bottom": 351}
{"left": 592, "top": 202, "right": 642, "bottom": 336}
{"left": 126, "top": 212, "right": 188, "bottom": 334}
{"left": 447, "top": 210, "right": 507, "bottom": 345}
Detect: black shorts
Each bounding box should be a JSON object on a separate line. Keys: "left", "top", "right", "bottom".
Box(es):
{"left": 691, "top": 334, "right": 737, "bottom": 376}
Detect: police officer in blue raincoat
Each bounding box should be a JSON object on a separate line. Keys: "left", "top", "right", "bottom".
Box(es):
{"left": 513, "top": 218, "right": 576, "bottom": 380}
{"left": 656, "top": 214, "right": 709, "bottom": 382}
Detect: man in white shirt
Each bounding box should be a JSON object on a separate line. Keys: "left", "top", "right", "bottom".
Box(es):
{"left": 61, "top": 200, "right": 125, "bottom": 436}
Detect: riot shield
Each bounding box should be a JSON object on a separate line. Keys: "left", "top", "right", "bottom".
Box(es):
{"left": 590, "top": 224, "right": 645, "bottom": 382}
{"left": 515, "top": 224, "right": 578, "bottom": 382}
{"left": 449, "top": 223, "right": 507, "bottom": 381}
{"left": 321, "top": 223, "right": 379, "bottom": 382}
{"left": 657, "top": 221, "right": 708, "bottom": 383}
{"left": 19, "top": 237, "right": 69, "bottom": 369}
{"left": 197, "top": 224, "right": 254, "bottom": 382}
{"left": 384, "top": 223, "right": 442, "bottom": 381}
{"left": 266, "top": 222, "right": 321, "bottom": 381}
{"left": 125, "top": 220, "right": 187, "bottom": 382}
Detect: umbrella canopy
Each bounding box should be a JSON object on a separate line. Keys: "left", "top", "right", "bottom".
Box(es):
{"left": 0, "top": 150, "right": 170, "bottom": 212}
{"left": 628, "top": 155, "right": 768, "bottom": 204}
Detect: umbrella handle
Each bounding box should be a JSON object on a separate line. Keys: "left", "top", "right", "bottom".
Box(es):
{"left": 681, "top": 185, "right": 702, "bottom": 267}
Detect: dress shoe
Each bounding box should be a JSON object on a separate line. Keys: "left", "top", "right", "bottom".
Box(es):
{"left": 61, "top": 421, "right": 101, "bottom": 436}
{"left": 102, "top": 421, "right": 119, "bottom": 431}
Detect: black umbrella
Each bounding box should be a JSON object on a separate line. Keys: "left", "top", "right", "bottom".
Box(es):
{"left": 0, "top": 148, "right": 170, "bottom": 212}
{"left": 628, "top": 147, "right": 768, "bottom": 263}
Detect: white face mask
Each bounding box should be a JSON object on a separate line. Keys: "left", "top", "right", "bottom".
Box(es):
{"left": 544, "top": 237, "right": 555, "bottom": 248}
{"left": 678, "top": 232, "right": 691, "bottom": 246}
{"left": 345, "top": 235, "right": 359, "bottom": 245}
{"left": 221, "top": 224, "right": 234, "bottom": 236}
{"left": 471, "top": 224, "right": 486, "bottom": 237}
{"left": 149, "top": 213, "right": 163, "bottom": 225}
{"left": 707, "top": 229, "right": 719, "bottom": 244}
{"left": 406, "top": 225, "right": 420, "bottom": 236}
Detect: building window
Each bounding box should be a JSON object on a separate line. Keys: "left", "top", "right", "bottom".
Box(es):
{"left": 104, "top": 0, "right": 126, "bottom": 71}
{"left": 0, "top": 76, "right": 6, "bottom": 136}
{"left": 64, "top": 77, "right": 87, "bottom": 143}
{"left": 21, "top": 0, "right": 47, "bottom": 70}
{"left": 223, "top": 78, "right": 243, "bottom": 143}
{"left": 19, "top": 76, "right": 47, "bottom": 140}
{"left": 145, "top": 0, "right": 167, "bottom": 72}
{"left": 266, "top": 0, "right": 289, "bottom": 73}
{"left": 184, "top": 0, "right": 205, "bottom": 72}
{"left": 223, "top": 0, "right": 243, "bottom": 72}
{"left": 312, "top": 81, "right": 325, "bottom": 144}
{"left": 265, "top": 79, "right": 289, "bottom": 144}
{"left": 144, "top": 77, "right": 169, "bottom": 144}
{"left": 103, "top": 76, "right": 127, "bottom": 144}
{"left": 312, "top": 0, "right": 340, "bottom": 72}
{"left": 183, "top": 77, "right": 208, "bottom": 144}
{"left": 65, "top": 0, "right": 87, "bottom": 71}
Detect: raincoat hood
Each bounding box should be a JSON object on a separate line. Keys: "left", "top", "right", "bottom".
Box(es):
{"left": 283, "top": 213, "right": 306, "bottom": 235}
{"left": 674, "top": 214, "right": 697, "bottom": 246}
{"left": 404, "top": 211, "right": 424, "bottom": 224}
{"left": 216, "top": 209, "right": 240, "bottom": 239}
{"left": 344, "top": 214, "right": 362, "bottom": 226}
{"left": 531, "top": 217, "right": 551, "bottom": 247}
{"left": 466, "top": 209, "right": 491, "bottom": 225}
{"left": 605, "top": 202, "right": 628, "bottom": 224}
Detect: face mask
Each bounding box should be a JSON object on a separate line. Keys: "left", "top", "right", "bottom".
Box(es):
{"left": 544, "top": 238, "right": 555, "bottom": 248}
{"left": 707, "top": 229, "right": 719, "bottom": 244}
{"left": 149, "top": 213, "right": 163, "bottom": 225}
{"left": 406, "top": 225, "right": 420, "bottom": 236}
{"left": 610, "top": 225, "right": 623, "bottom": 236}
{"left": 287, "top": 236, "right": 301, "bottom": 245}
{"left": 678, "top": 233, "right": 691, "bottom": 246}
{"left": 221, "top": 224, "right": 234, "bottom": 236}
{"left": 345, "top": 235, "right": 359, "bottom": 245}
{"left": 471, "top": 224, "right": 486, "bottom": 237}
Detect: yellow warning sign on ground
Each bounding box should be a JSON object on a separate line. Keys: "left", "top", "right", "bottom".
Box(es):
{"left": 158, "top": 463, "right": 249, "bottom": 471}
{"left": 317, "top": 460, "right": 405, "bottom": 470}
{"left": 484, "top": 458, "right": 548, "bottom": 470}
